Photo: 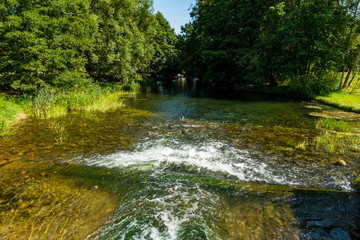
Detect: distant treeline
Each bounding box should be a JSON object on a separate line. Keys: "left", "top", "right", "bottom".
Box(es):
{"left": 178, "top": 0, "right": 360, "bottom": 97}
{"left": 0, "top": 0, "right": 178, "bottom": 92}
{"left": 3, "top": 0, "right": 360, "bottom": 97}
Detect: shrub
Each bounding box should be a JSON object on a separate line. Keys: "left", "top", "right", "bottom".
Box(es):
{"left": 121, "top": 82, "right": 140, "bottom": 92}
{"left": 289, "top": 74, "right": 336, "bottom": 98}
{"left": 53, "top": 71, "right": 98, "bottom": 91}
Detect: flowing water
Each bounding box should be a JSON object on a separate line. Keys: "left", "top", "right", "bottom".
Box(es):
{"left": 0, "top": 91, "right": 359, "bottom": 239}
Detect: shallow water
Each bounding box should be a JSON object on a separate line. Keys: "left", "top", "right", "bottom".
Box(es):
{"left": 1, "top": 91, "right": 359, "bottom": 239}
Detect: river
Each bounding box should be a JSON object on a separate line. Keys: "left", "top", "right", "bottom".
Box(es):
{"left": 0, "top": 91, "right": 359, "bottom": 239}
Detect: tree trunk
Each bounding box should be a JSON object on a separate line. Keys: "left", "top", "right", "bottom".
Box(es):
{"left": 348, "top": 74, "right": 358, "bottom": 88}
{"left": 348, "top": 67, "right": 358, "bottom": 87}
{"left": 340, "top": 0, "right": 360, "bottom": 89}
{"left": 339, "top": 66, "right": 346, "bottom": 88}
{"left": 342, "top": 65, "right": 354, "bottom": 89}
{"left": 269, "top": 72, "right": 277, "bottom": 88}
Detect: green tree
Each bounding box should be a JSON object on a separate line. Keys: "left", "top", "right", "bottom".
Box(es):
{"left": 148, "top": 12, "right": 179, "bottom": 81}
{"left": 180, "top": 0, "right": 351, "bottom": 96}
{"left": 0, "top": 0, "right": 97, "bottom": 91}
{"left": 87, "top": 0, "right": 157, "bottom": 84}
{"left": 1, "top": 0, "right": 174, "bottom": 91}
{"left": 339, "top": 0, "right": 360, "bottom": 89}
{"left": 271, "top": 0, "right": 348, "bottom": 95}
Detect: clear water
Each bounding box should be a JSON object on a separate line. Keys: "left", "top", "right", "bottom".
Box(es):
{"left": 1, "top": 91, "right": 359, "bottom": 239}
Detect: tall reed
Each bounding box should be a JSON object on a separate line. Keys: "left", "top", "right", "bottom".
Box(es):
{"left": 27, "top": 85, "right": 131, "bottom": 118}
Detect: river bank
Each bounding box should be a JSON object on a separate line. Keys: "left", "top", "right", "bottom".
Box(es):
{"left": 0, "top": 95, "right": 26, "bottom": 136}
{"left": 0, "top": 84, "right": 138, "bottom": 136}
{"left": 316, "top": 91, "right": 360, "bottom": 113}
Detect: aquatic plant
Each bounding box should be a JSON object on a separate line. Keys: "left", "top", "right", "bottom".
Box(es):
{"left": 355, "top": 174, "right": 360, "bottom": 191}
{"left": 0, "top": 117, "right": 7, "bottom": 133}
{"left": 85, "top": 91, "right": 125, "bottom": 112}
{"left": 48, "top": 122, "right": 68, "bottom": 145}
{"left": 295, "top": 141, "right": 307, "bottom": 151}
{"left": 312, "top": 116, "right": 360, "bottom": 155}
{"left": 317, "top": 118, "right": 355, "bottom": 132}
{"left": 294, "top": 116, "right": 360, "bottom": 155}
{"left": 315, "top": 132, "right": 360, "bottom": 154}
{"left": 30, "top": 89, "right": 57, "bottom": 117}
{"left": 26, "top": 85, "right": 132, "bottom": 118}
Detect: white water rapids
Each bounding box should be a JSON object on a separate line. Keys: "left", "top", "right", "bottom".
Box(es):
{"left": 79, "top": 137, "right": 354, "bottom": 239}
{"left": 78, "top": 138, "right": 352, "bottom": 191}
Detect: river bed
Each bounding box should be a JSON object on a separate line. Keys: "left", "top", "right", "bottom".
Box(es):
{"left": 0, "top": 91, "right": 359, "bottom": 239}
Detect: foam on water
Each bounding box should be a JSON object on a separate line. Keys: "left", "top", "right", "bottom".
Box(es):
{"left": 78, "top": 139, "right": 352, "bottom": 191}
{"left": 79, "top": 126, "right": 355, "bottom": 239}
{"left": 81, "top": 139, "right": 282, "bottom": 184}
{"left": 91, "top": 181, "right": 222, "bottom": 240}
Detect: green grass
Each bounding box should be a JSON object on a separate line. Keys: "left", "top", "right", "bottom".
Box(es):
{"left": 0, "top": 84, "right": 137, "bottom": 136}
{"left": 85, "top": 91, "right": 126, "bottom": 112}
{"left": 27, "top": 86, "right": 134, "bottom": 118}
{"left": 316, "top": 91, "right": 360, "bottom": 113}
{"left": 315, "top": 133, "right": 360, "bottom": 154}
{"left": 313, "top": 90, "right": 360, "bottom": 154}
{"left": 0, "top": 96, "right": 25, "bottom": 136}
{"left": 317, "top": 118, "right": 355, "bottom": 132}
{"left": 312, "top": 116, "right": 360, "bottom": 155}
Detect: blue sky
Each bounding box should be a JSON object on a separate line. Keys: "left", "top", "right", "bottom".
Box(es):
{"left": 153, "top": 0, "right": 196, "bottom": 34}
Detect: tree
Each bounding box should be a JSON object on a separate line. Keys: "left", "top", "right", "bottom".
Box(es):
{"left": 148, "top": 12, "right": 179, "bottom": 81}
{"left": 0, "top": 0, "right": 174, "bottom": 91}
{"left": 339, "top": 0, "right": 360, "bottom": 89}
{"left": 0, "top": 0, "right": 97, "bottom": 91}
{"left": 180, "top": 0, "right": 350, "bottom": 96}
{"left": 87, "top": 0, "right": 158, "bottom": 84}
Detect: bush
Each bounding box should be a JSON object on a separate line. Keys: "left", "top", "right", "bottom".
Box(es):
{"left": 138, "top": 78, "right": 155, "bottom": 88}
{"left": 289, "top": 74, "right": 336, "bottom": 98}
{"left": 120, "top": 82, "right": 140, "bottom": 92}
{"left": 53, "top": 71, "right": 98, "bottom": 91}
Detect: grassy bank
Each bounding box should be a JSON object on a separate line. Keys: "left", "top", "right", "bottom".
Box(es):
{"left": 0, "top": 83, "right": 138, "bottom": 136}
{"left": 27, "top": 86, "right": 134, "bottom": 118}
{"left": 313, "top": 117, "right": 360, "bottom": 155}
{"left": 316, "top": 91, "right": 360, "bottom": 113}
{"left": 0, "top": 95, "right": 25, "bottom": 136}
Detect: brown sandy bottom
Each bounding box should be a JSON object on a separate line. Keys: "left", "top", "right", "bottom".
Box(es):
{"left": 219, "top": 201, "right": 299, "bottom": 240}
{"left": 0, "top": 161, "right": 118, "bottom": 240}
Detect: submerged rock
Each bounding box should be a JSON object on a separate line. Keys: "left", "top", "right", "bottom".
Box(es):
{"left": 335, "top": 159, "right": 347, "bottom": 166}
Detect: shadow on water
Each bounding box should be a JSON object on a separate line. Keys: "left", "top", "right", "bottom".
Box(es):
{"left": 291, "top": 190, "right": 360, "bottom": 240}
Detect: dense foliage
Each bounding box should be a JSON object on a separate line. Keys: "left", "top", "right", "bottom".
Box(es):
{"left": 3, "top": 0, "right": 360, "bottom": 97}
{"left": 179, "top": 0, "right": 360, "bottom": 96}
{"left": 0, "top": 0, "right": 177, "bottom": 92}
